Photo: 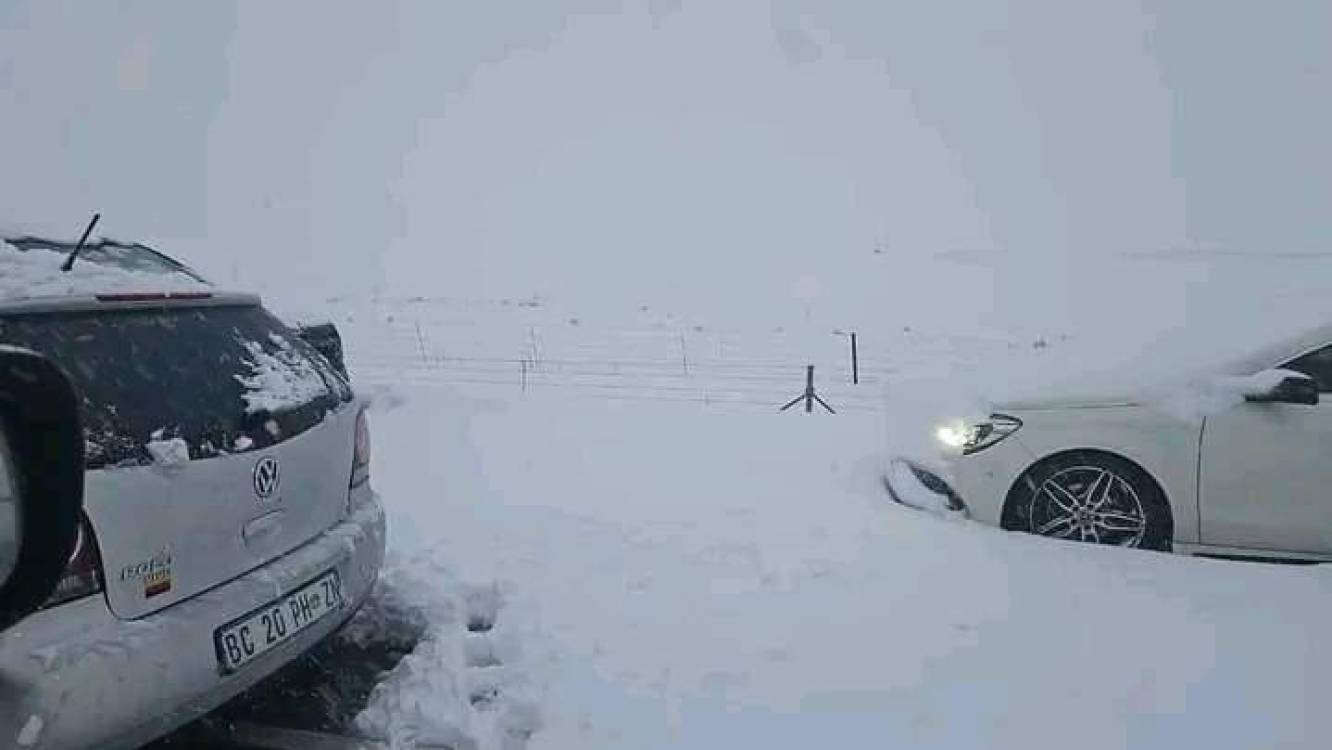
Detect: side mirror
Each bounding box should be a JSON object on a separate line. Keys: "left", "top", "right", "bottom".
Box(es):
{"left": 1245, "top": 372, "right": 1320, "bottom": 406}
{"left": 0, "top": 347, "right": 85, "bottom": 631}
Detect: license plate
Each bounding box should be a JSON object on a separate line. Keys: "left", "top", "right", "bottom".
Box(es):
{"left": 214, "top": 570, "right": 342, "bottom": 674}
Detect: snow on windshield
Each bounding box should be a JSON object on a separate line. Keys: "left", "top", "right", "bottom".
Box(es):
{"left": 145, "top": 432, "right": 191, "bottom": 468}
{"left": 0, "top": 237, "right": 209, "bottom": 301}
{"left": 234, "top": 333, "right": 332, "bottom": 415}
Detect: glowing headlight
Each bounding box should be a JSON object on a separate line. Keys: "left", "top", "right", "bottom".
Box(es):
{"left": 935, "top": 423, "right": 977, "bottom": 449}
{"left": 934, "top": 414, "right": 1022, "bottom": 455}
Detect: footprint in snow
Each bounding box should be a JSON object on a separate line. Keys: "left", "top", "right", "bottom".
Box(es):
{"left": 464, "top": 583, "right": 502, "bottom": 633}
{"left": 464, "top": 637, "right": 503, "bottom": 669}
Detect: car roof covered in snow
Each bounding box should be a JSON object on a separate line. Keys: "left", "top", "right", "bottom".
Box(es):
{"left": 1, "top": 230, "right": 212, "bottom": 303}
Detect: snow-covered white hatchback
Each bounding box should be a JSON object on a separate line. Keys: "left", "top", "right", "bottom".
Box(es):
{"left": 886, "top": 325, "right": 1332, "bottom": 563}
{"left": 0, "top": 232, "right": 385, "bottom": 749}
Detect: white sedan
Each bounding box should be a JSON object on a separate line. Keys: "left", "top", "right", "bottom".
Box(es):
{"left": 885, "top": 326, "right": 1332, "bottom": 563}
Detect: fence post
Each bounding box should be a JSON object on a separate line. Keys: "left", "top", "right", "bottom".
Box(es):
{"left": 415, "top": 321, "right": 430, "bottom": 368}
{"left": 528, "top": 327, "right": 541, "bottom": 370}
{"left": 851, "top": 332, "right": 859, "bottom": 385}
{"left": 780, "top": 365, "right": 836, "bottom": 414}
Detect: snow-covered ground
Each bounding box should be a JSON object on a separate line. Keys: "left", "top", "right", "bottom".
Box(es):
{"left": 4, "top": 2, "right": 1328, "bottom": 748}
{"left": 323, "top": 297, "right": 1332, "bottom": 750}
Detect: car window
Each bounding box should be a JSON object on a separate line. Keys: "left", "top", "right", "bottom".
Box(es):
{"left": 1281, "top": 345, "right": 1332, "bottom": 392}
{"left": 0, "top": 305, "right": 353, "bottom": 469}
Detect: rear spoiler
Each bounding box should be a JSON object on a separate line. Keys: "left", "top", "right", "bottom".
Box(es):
{"left": 0, "top": 291, "right": 261, "bottom": 315}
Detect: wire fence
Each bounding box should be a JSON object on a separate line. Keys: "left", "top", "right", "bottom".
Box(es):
{"left": 330, "top": 297, "right": 1031, "bottom": 414}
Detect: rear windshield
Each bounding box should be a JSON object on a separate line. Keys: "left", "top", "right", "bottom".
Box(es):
{"left": 0, "top": 304, "right": 353, "bottom": 469}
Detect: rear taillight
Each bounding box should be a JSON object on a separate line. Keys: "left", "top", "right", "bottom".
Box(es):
{"left": 350, "top": 407, "right": 371, "bottom": 490}
{"left": 42, "top": 514, "right": 104, "bottom": 608}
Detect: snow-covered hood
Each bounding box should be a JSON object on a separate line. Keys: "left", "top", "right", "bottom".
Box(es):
{"left": 993, "top": 369, "right": 1312, "bottom": 425}
{"left": 986, "top": 322, "right": 1332, "bottom": 415}
{"left": 994, "top": 390, "right": 1140, "bottom": 412}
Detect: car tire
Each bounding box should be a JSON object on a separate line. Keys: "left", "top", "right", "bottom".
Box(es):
{"left": 1002, "top": 451, "right": 1173, "bottom": 552}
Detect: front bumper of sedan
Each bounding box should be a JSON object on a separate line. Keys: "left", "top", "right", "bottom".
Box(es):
{"left": 0, "top": 488, "right": 386, "bottom": 750}
{"left": 883, "top": 459, "right": 970, "bottom": 516}
{"left": 885, "top": 430, "right": 1038, "bottom": 528}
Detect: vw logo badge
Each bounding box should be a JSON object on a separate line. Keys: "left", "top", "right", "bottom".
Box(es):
{"left": 253, "top": 456, "right": 280, "bottom": 500}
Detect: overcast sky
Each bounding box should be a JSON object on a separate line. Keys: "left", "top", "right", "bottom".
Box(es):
{"left": 1, "top": 1, "right": 1327, "bottom": 331}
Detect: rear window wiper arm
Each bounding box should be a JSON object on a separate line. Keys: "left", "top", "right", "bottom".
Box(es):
{"left": 59, "top": 213, "right": 101, "bottom": 272}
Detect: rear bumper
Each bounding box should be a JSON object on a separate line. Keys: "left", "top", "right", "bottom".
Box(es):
{"left": 0, "top": 491, "right": 386, "bottom": 750}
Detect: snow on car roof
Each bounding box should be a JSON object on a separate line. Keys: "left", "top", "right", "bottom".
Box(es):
{"left": 0, "top": 231, "right": 211, "bottom": 302}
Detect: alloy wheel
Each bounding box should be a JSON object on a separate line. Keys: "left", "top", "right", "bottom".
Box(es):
{"left": 1027, "top": 465, "right": 1147, "bottom": 547}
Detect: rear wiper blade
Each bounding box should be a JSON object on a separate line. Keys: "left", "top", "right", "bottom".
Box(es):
{"left": 60, "top": 212, "right": 101, "bottom": 272}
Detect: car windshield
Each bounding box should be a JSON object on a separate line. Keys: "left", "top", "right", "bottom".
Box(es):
{"left": 2, "top": 4, "right": 1328, "bottom": 750}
